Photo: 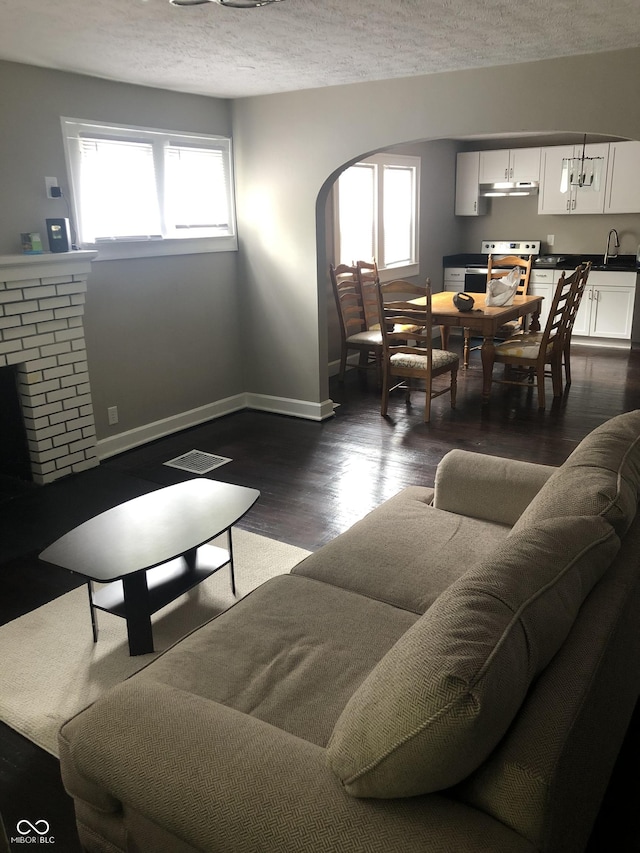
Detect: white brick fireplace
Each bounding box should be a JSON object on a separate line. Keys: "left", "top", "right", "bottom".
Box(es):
{"left": 0, "top": 251, "right": 99, "bottom": 485}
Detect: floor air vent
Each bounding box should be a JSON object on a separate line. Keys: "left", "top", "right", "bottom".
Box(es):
{"left": 163, "top": 450, "right": 232, "bottom": 475}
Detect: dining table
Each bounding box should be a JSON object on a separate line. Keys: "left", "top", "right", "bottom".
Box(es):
{"left": 428, "top": 292, "right": 544, "bottom": 402}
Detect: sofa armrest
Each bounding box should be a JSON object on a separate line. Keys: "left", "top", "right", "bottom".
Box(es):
{"left": 59, "top": 679, "right": 536, "bottom": 853}
{"left": 433, "top": 449, "right": 556, "bottom": 527}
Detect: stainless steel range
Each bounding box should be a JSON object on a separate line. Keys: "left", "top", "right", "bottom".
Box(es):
{"left": 464, "top": 239, "right": 541, "bottom": 292}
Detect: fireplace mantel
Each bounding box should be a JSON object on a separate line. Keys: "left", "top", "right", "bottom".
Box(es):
{"left": 0, "top": 250, "right": 97, "bottom": 279}
{"left": 0, "top": 251, "right": 99, "bottom": 484}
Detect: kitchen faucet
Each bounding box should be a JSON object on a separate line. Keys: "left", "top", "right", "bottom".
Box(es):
{"left": 604, "top": 228, "right": 620, "bottom": 264}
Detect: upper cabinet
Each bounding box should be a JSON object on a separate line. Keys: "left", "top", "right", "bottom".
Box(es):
{"left": 538, "top": 143, "right": 610, "bottom": 215}
{"left": 479, "top": 147, "right": 541, "bottom": 184}
{"left": 455, "top": 152, "right": 488, "bottom": 216}
{"left": 604, "top": 140, "right": 640, "bottom": 213}
{"left": 457, "top": 140, "right": 640, "bottom": 216}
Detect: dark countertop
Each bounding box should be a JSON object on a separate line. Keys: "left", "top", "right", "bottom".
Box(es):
{"left": 544, "top": 254, "right": 638, "bottom": 272}
{"left": 443, "top": 253, "right": 639, "bottom": 272}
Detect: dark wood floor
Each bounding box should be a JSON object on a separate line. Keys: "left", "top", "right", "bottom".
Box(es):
{"left": 1, "top": 339, "right": 640, "bottom": 851}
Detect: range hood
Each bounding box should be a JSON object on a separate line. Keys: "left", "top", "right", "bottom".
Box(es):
{"left": 479, "top": 181, "right": 539, "bottom": 198}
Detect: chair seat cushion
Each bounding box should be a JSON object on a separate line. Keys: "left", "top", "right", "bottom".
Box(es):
{"left": 327, "top": 515, "right": 619, "bottom": 798}
{"left": 346, "top": 330, "right": 382, "bottom": 345}
{"left": 494, "top": 336, "right": 549, "bottom": 359}
{"left": 390, "top": 350, "right": 458, "bottom": 370}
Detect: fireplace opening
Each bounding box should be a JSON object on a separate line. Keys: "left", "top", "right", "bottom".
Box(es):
{"left": 0, "top": 366, "right": 32, "bottom": 489}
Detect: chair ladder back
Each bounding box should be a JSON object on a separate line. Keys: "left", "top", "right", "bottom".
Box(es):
{"left": 562, "top": 262, "right": 591, "bottom": 386}
{"left": 356, "top": 259, "right": 382, "bottom": 331}
{"left": 330, "top": 263, "right": 366, "bottom": 339}
{"left": 377, "top": 278, "right": 431, "bottom": 355}
{"left": 563, "top": 262, "right": 591, "bottom": 341}
{"left": 486, "top": 254, "right": 533, "bottom": 296}
{"left": 541, "top": 268, "right": 581, "bottom": 353}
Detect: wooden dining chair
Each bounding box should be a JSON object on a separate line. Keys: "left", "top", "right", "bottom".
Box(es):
{"left": 489, "top": 265, "right": 583, "bottom": 409}
{"left": 330, "top": 263, "right": 382, "bottom": 385}
{"left": 376, "top": 278, "right": 459, "bottom": 423}
{"left": 463, "top": 254, "right": 533, "bottom": 367}
{"left": 561, "top": 261, "right": 591, "bottom": 386}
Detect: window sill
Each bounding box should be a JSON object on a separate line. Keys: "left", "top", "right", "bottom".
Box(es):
{"left": 86, "top": 235, "right": 238, "bottom": 262}
{"left": 378, "top": 263, "right": 419, "bottom": 282}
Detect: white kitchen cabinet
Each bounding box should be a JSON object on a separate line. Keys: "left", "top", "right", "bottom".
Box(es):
{"left": 604, "top": 140, "right": 640, "bottom": 213}
{"left": 455, "top": 152, "right": 487, "bottom": 216}
{"left": 479, "top": 147, "right": 541, "bottom": 184}
{"left": 529, "top": 269, "right": 556, "bottom": 330}
{"left": 443, "top": 267, "right": 465, "bottom": 292}
{"left": 538, "top": 143, "right": 609, "bottom": 215}
{"left": 572, "top": 271, "right": 636, "bottom": 340}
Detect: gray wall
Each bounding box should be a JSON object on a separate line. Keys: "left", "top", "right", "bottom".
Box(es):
{"left": 3, "top": 48, "right": 640, "bottom": 446}
{"left": 233, "top": 48, "right": 640, "bottom": 409}
{"left": 0, "top": 60, "right": 241, "bottom": 441}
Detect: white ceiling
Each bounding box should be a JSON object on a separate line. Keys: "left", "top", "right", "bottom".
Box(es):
{"left": 0, "top": 0, "right": 639, "bottom": 100}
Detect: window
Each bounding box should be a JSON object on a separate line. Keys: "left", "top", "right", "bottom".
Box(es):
{"left": 61, "top": 118, "right": 237, "bottom": 260}
{"left": 334, "top": 153, "right": 420, "bottom": 280}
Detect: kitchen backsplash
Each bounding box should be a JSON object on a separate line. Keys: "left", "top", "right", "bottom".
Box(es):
{"left": 459, "top": 194, "right": 640, "bottom": 256}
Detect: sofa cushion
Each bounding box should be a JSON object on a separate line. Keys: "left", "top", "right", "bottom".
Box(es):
{"left": 134, "top": 574, "right": 417, "bottom": 748}
{"left": 327, "top": 515, "right": 620, "bottom": 798}
{"left": 512, "top": 409, "right": 640, "bottom": 536}
{"left": 292, "top": 486, "right": 510, "bottom": 614}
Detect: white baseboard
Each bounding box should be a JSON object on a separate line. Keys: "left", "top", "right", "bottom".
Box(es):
{"left": 97, "top": 395, "right": 247, "bottom": 460}
{"left": 97, "top": 392, "right": 335, "bottom": 460}
{"left": 245, "top": 393, "right": 335, "bottom": 421}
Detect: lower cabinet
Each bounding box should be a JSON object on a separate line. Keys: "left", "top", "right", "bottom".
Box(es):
{"left": 445, "top": 266, "right": 636, "bottom": 343}
{"left": 573, "top": 272, "right": 636, "bottom": 340}
{"left": 443, "top": 268, "right": 465, "bottom": 293}
{"left": 529, "top": 269, "right": 555, "bottom": 330}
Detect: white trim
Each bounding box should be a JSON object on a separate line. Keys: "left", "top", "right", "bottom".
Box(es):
{"left": 97, "top": 395, "right": 247, "bottom": 460}
{"left": 97, "top": 393, "right": 335, "bottom": 460}
{"left": 90, "top": 235, "right": 237, "bottom": 262}
{"left": 245, "top": 393, "right": 335, "bottom": 421}
{"left": 334, "top": 151, "right": 420, "bottom": 274}
{"left": 0, "top": 250, "right": 97, "bottom": 281}
{"left": 572, "top": 336, "right": 631, "bottom": 349}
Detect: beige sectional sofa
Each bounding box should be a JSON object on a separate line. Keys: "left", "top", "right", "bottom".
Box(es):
{"left": 59, "top": 410, "right": 640, "bottom": 853}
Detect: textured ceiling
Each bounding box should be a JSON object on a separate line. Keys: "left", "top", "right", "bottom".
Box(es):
{"left": 0, "top": 0, "right": 639, "bottom": 99}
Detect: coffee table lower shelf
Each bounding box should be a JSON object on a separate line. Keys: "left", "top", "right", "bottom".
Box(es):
{"left": 89, "top": 541, "right": 233, "bottom": 655}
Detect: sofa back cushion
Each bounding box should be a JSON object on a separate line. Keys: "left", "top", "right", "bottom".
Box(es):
{"left": 327, "top": 515, "right": 620, "bottom": 798}
{"left": 512, "top": 410, "right": 640, "bottom": 536}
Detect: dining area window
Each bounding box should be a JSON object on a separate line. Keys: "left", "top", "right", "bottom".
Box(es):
{"left": 334, "top": 153, "right": 420, "bottom": 280}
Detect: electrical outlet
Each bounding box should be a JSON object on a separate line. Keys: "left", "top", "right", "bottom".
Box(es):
{"left": 107, "top": 406, "right": 119, "bottom": 425}
{"left": 546, "top": 234, "right": 555, "bottom": 247}
{"left": 45, "top": 176, "right": 59, "bottom": 199}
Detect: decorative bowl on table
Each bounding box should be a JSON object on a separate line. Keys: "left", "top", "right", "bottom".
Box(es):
{"left": 453, "top": 292, "right": 475, "bottom": 312}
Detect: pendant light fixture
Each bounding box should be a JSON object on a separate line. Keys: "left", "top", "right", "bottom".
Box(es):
{"left": 170, "top": 0, "right": 285, "bottom": 7}
{"left": 560, "top": 134, "right": 604, "bottom": 193}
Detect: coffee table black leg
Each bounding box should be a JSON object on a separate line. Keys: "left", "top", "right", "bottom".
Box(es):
{"left": 228, "top": 529, "right": 237, "bottom": 596}
{"left": 86, "top": 581, "right": 98, "bottom": 642}
{"left": 122, "top": 572, "right": 154, "bottom": 656}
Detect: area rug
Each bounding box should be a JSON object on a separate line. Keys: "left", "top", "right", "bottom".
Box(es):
{"left": 0, "top": 529, "right": 310, "bottom": 757}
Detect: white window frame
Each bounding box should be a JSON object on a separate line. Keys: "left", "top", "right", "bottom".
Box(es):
{"left": 333, "top": 153, "right": 420, "bottom": 281}
{"left": 61, "top": 117, "right": 238, "bottom": 261}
